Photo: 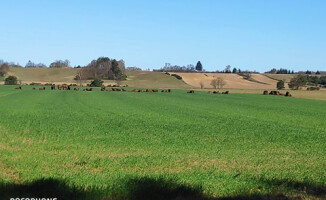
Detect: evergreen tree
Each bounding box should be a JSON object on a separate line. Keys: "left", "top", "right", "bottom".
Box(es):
{"left": 5, "top": 76, "right": 18, "bottom": 85}
{"left": 90, "top": 78, "right": 103, "bottom": 87}
{"left": 195, "top": 61, "right": 203, "bottom": 71}
{"left": 277, "top": 80, "right": 285, "bottom": 90}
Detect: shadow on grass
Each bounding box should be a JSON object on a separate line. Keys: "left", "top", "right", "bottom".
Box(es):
{"left": 123, "top": 177, "right": 205, "bottom": 200}
{"left": 0, "top": 177, "right": 325, "bottom": 200}
{"left": 0, "top": 178, "right": 88, "bottom": 200}
{"left": 122, "top": 177, "right": 294, "bottom": 200}
{"left": 257, "top": 177, "right": 326, "bottom": 198}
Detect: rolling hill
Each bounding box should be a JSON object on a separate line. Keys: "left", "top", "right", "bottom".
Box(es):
{"left": 4, "top": 68, "right": 291, "bottom": 90}
{"left": 172, "top": 72, "right": 279, "bottom": 89}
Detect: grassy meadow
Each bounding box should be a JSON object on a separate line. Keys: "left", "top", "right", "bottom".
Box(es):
{"left": 0, "top": 85, "right": 325, "bottom": 200}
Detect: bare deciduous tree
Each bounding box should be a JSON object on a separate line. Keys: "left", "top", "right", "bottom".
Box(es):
{"left": 217, "top": 77, "right": 226, "bottom": 89}
{"left": 210, "top": 78, "right": 218, "bottom": 89}
{"left": 0, "top": 63, "right": 9, "bottom": 77}
{"left": 211, "top": 77, "right": 226, "bottom": 89}
{"left": 75, "top": 69, "right": 83, "bottom": 86}
{"left": 199, "top": 81, "right": 204, "bottom": 89}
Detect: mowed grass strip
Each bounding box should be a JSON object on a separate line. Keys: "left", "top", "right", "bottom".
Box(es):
{"left": 0, "top": 85, "right": 325, "bottom": 199}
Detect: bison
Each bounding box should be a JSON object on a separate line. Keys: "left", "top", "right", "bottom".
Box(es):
{"left": 85, "top": 88, "right": 93, "bottom": 91}
{"left": 187, "top": 90, "right": 195, "bottom": 94}
{"left": 51, "top": 84, "right": 55, "bottom": 90}
{"left": 285, "top": 91, "right": 292, "bottom": 97}
{"left": 58, "top": 84, "right": 69, "bottom": 90}
{"left": 15, "top": 86, "right": 22, "bottom": 90}
{"left": 263, "top": 90, "right": 268, "bottom": 95}
{"left": 161, "top": 89, "right": 170, "bottom": 93}
{"left": 269, "top": 91, "right": 278, "bottom": 95}
{"left": 213, "top": 91, "right": 220, "bottom": 94}
{"left": 39, "top": 87, "right": 46, "bottom": 90}
{"left": 74, "top": 88, "right": 80, "bottom": 91}
{"left": 222, "top": 91, "right": 229, "bottom": 94}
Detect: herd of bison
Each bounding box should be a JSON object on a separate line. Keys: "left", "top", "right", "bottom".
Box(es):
{"left": 14, "top": 84, "right": 172, "bottom": 93}
{"left": 14, "top": 84, "right": 292, "bottom": 97}
{"left": 263, "top": 90, "right": 292, "bottom": 97}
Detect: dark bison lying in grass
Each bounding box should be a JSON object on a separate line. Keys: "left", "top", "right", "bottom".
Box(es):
{"left": 264, "top": 90, "right": 292, "bottom": 97}
{"left": 145, "top": 89, "right": 158, "bottom": 92}
{"left": 57, "top": 84, "right": 69, "bottom": 90}
{"left": 39, "top": 87, "right": 46, "bottom": 90}
{"left": 285, "top": 91, "right": 292, "bottom": 97}
{"left": 107, "top": 88, "right": 126, "bottom": 92}
{"left": 222, "top": 91, "right": 229, "bottom": 94}
{"left": 161, "top": 89, "right": 171, "bottom": 93}
{"left": 131, "top": 89, "right": 141, "bottom": 92}
{"left": 269, "top": 91, "right": 279, "bottom": 95}
{"left": 83, "top": 88, "right": 92, "bottom": 91}
{"left": 187, "top": 90, "right": 194, "bottom": 94}
{"left": 15, "top": 86, "right": 22, "bottom": 90}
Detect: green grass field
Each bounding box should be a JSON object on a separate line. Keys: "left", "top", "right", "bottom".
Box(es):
{"left": 0, "top": 85, "right": 325, "bottom": 200}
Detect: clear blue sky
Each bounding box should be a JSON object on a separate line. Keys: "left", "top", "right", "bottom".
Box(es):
{"left": 1, "top": 0, "right": 325, "bottom": 72}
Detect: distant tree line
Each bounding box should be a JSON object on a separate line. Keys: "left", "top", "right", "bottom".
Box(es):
{"left": 0, "top": 59, "right": 72, "bottom": 68}
{"left": 266, "top": 68, "right": 294, "bottom": 74}
{"left": 25, "top": 60, "right": 47, "bottom": 68}
{"left": 305, "top": 70, "right": 322, "bottom": 75}
{"left": 0, "top": 60, "right": 22, "bottom": 69}
{"left": 154, "top": 63, "right": 196, "bottom": 72}
{"left": 266, "top": 68, "right": 325, "bottom": 75}
{"left": 49, "top": 60, "right": 71, "bottom": 68}
{"left": 126, "top": 66, "right": 142, "bottom": 71}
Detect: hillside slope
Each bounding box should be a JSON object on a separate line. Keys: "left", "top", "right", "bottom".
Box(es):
{"left": 8, "top": 67, "right": 78, "bottom": 83}
{"left": 263, "top": 74, "right": 296, "bottom": 83}
{"left": 123, "top": 71, "right": 190, "bottom": 89}
{"left": 173, "top": 73, "right": 279, "bottom": 89}
{"left": 6, "top": 68, "right": 190, "bottom": 88}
